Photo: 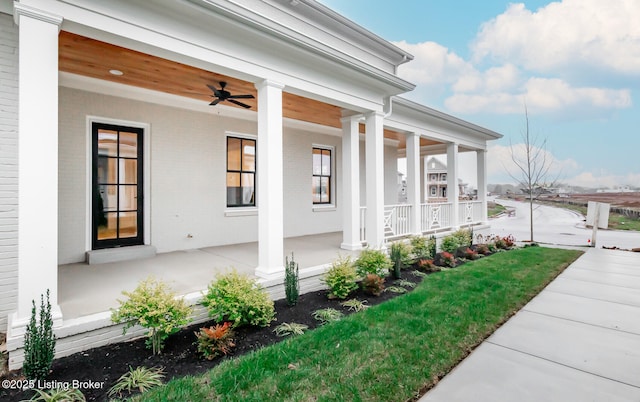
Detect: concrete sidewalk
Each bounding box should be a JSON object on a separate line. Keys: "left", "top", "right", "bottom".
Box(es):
{"left": 421, "top": 248, "right": 640, "bottom": 402}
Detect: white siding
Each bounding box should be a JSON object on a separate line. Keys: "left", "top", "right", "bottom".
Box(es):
{"left": 0, "top": 12, "right": 18, "bottom": 332}
{"left": 58, "top": 87, "right": 346, "bottom": 263}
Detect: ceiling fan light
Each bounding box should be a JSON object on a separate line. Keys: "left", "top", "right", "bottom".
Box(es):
{"left": 109, "top": 69, "right": 124, "bottom": 76}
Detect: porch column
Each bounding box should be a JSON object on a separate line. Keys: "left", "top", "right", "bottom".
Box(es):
{"left": 340, "top": 115, "right": 361, "bottom": 250}
{"left": 447, "top": 143, "right": 460, "bottom": 229}
{"left": 406, "top": 132, "right": 421, "bottom": 234}
{"left": 365, "top": 111, "right": 385, "bottom": 249}
{"left": 254, "top": 80, "right": 285, "bottom": 279}
{"left": 11, "top": 4, "right": 63, "bottom": 334}
{"left": 477, "top": 149, "right": 488, "bottom": 223}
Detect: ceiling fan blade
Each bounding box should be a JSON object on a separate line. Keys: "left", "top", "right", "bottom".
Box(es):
{"left": 227, "top": 99, "right": 252, "bottom": 108}
{"left": 209, "top": 99, "right": 221, "bottom": 106}
{"left": 228, "top": 94, "right": 255, "bottom": 99}
{"left": 206, "top": 84, "right": 219, "bottom": 93}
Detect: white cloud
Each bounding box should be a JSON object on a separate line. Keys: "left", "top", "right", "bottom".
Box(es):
{"left": 487, "top": 143, "right": 579, "bottom": 184}
{"left": 446, "top": 77, "right": 632, "bottom": 115}
{"left": 565, "top": 172, "right": 640, "bottom": 189}
{"left": 471, "top": 0, "right": 640, "bottom": 77}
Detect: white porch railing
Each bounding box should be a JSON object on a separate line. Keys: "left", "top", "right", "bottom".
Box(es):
{"left": 384, "top": 204, "right": 412, "bottom": 239}
{"left": 358, "top": 200, "right": 484, "bottom": 243}
{"left": 420, "top": 202, "right": 453, "bottom": 232}
{"left": 458, "top": 201, "right": 483, "bottom": 225}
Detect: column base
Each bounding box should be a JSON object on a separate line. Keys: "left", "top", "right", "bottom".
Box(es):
{"left": 340, "top": 242, "right": 363, "bottom": 251}
{"left": 6, "top": 304, "right": 63, "bottom": 349}
{"left": 254, "top": 266, "right": 285, "bottom": 281}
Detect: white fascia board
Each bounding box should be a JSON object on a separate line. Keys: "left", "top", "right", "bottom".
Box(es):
{"left": 183, "top": 0, "right": 415, "bottom": 93}
{"left": 392, "top": 97, "right": 503, "bottom": 140}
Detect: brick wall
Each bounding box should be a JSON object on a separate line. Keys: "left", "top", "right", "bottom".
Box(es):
{"left": 0, "top": 12, "right": 18, "bottom": 332}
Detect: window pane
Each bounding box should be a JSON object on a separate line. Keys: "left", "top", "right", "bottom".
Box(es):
{"left": 119, "top": 185, "right": 137, "bottom": 211}
{"left": 97, "top": 212, "right": 118, "bottom": 240}
{"left": 321, "top": 150, "right": 331, "bottom": 175}
{"left": 119, "top": 132, "right": 138, "bottom": 158}
{"left": 227, "top": 137, "right": 241, "bottom": 170}
{"left": 242, "top": 140, "right": 256, "bottom": 172}
{"left": 227, "top": 172, "right": 241, "bottom": 206}
{"left": 99, "top": 185, "right": 117, "bottom": 211}
{"left": 119, "top": 212, "right": 138, "bottom": 238}
{"left": 97, "top": 156, "right": 116, "bottom": 184}
{"left": 120, "top": 159, "right": 137, "bottom": 184}
{"left": 320, "top": 177, "right": 330, "bottom": 203}
{"left": 312, "top": 148, "right": 322, "bottom": 175}
{"left": 241, "top": 173, "right": 255, "bottom": 205}
{"left": 98, "top": 130, "right": 118, "bottom": 157}
{"left": 312, "top": 176, "right": 321, "bottom": 203}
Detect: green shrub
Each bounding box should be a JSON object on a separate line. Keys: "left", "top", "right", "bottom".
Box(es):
{"left": 312, "top": 308, "right": 344, "bottom": 325}
{"left": 111, "top": 277, "right": 192, "bottom": 355}
{"left": 440, "top": 229, "right": 473, "bottom": 254}
{"left": 195, "top": 322, "right": 235, "bottom": 360}
{"left": 410, "top": 235, "right": 434, "bottom": 260}
{"left": 108, "top": 366, "right": 165, "bottom": 398}
{"left": 273, "top": 322, "right": 308, "bottom": 337}
{"left": 284, "top": 253, "right": 299, "bottom": 306}
{"left": 340, "top": 299, "right": 369, "bottom": 312}
{"left": 202, "top": 271, "right": 275, "bottom": 328}
{"left": 355, "top": 249, "right": 392, "bottom": 278}
{"left": 23, "top": 289, "right": 56, "bottom": 382}
{"left": 29, "top": 387, "right": 86, "bottom": 401}
{"left": 323, "top": 255, "right": 358, "bottom": 299}
{"left": 385, "top": 286, "right": 407, "bottom": 294}
{"left": 389, "top": 242, "right": 412, "bottom": 279}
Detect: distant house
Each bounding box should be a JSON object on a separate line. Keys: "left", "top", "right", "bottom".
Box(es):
{"left": 425, "top": 157, "right": 468, "bottom": 200}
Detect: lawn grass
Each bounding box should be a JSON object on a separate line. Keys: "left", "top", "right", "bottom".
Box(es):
{"left": 138, "top": 247, "right": 582, "bottom": 402}
{"left": 487, "top": 201, "right": 507, "bottom": 217}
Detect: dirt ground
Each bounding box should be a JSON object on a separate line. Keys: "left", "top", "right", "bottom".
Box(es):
{"left": 546, "top": 192, "right": 640, "bottom": 209}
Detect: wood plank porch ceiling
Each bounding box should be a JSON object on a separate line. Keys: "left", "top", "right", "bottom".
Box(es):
{"left": 58, "top": 31, "right": 439, "bottom": 149}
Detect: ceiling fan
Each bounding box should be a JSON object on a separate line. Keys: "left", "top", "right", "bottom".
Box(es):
{"left": 207, "top": 81, "right": 255, "bottom": 108}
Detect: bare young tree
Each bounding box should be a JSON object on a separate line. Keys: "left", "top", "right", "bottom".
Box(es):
{"left": 507, "top": 105, "right": 558, "bottom": 242}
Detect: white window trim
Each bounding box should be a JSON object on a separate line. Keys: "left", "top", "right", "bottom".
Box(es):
{"left": 85, "top": 116, "right": 151, "bottom": 251}
{"left": 224, "top": 131, "right": 258, "bottom": 215}
{"left": 312, "top": 143, "right": 336, "bottom": 211}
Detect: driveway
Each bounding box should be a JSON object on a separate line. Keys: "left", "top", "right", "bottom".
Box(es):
{"left": 490, "top": 198, "right": 640, "bottom": 250}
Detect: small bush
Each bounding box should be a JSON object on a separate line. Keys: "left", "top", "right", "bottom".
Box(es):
{"left": 355, "top": 249, "right": 392, "bottom": 278}
{"left": 395, "top": 279, "right": 416, "bottom": 288}
{"left": 323, "top": 256, "right": 358, "bottom": 299}
{"left": 284, "top": 253, "right": 299, "bottom": 306}
{"left": 362, "top": 273, "right": 385, "bottom": 296}
{"left": 437, "top": 251, "right": 456, "bottom": 268}
{"left": 108, "top": 366, "right": 165, "bottom": 398}
{"left": 416, "top": 259, "right": 439, "bottom": 273}
{"left": 23, "top": 289, "right": 56, "bottom": 382}
{"left": 273, "top": 322, "right": 308, "bottom": 337}
{"left": 389, "top": 242, "right": 411, "bottom": 279}
{"left": 441, "top": 229, "right": 473, "bottom": 254}
{"left": 385, "top": 286, "right": 407, "bottom": 294}
{"left": 111, "top": 277, "right": 192, "bottom": 355}
{"left": 195, "top": 322, "right": 235, "bottom": 360}
{"left": 340, "top": 299, "right": 369, "bottom": 312}
{"left": 29, "top": 388, "right": 86, "bottom": 401}
{"left": 440, "top": 234, "right": 460, "bottom": 254}
{"left": 312, "top": 308, "right": 344, "bottom": 325}
{"left": 475, "top": 244, "right": 490, "bottom": 255}
{"left": 410, "top": 236, "right": 430, "bottom": 260}
{"left": 411, "top": 270, "right": 429, "bottom": 278}
{"left": 202, "top": 271, "right": 275, "bottom": 328}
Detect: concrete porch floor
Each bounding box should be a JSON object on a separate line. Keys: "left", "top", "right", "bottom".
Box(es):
{"left": 58, "top": 232, "right": 358, "bottom": 320}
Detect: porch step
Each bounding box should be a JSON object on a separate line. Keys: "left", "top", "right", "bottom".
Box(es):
{"left": 85, "top": 245, "right": 157, "bottom": 265}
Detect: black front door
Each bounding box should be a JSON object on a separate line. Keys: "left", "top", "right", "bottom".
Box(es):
{"left": 92, "top": 123, "right": 144, "bottom": 249}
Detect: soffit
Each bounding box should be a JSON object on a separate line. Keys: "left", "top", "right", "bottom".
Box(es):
{"left": 58, "top": 31, "right": 424, "bottom": 149}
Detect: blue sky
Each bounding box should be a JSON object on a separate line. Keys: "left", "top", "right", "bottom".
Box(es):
{"left": 320, "top": 0, "right": 639, "bottom": 189}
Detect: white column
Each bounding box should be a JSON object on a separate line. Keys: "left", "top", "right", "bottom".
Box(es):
{"left": 11, "top": 4, "right": 63, "bottom": 335}
{"left": 406, "top": 133, "right": 421, "bottom": 234}
{"left": 254, "top": 80, "right": 285, "bottom": 279}
{"left": 340, "top": 115, "right": 361, "bottom": 250}
{"left": 365, "top": 111, "right": 385, "bottom": 249}
{"left": 477, "top": 149, "right": 488, "bottom": 223}
{"left": 447, "top": 143, "right": 460, "bottom": 229}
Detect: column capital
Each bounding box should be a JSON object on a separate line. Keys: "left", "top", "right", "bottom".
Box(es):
{"left": 14, "top": 3, "right": 63, "bottom": 28}
{"left": 365, "top": 110, "right": 385, "bottom": 119}
{"left": 254, "top": 79, "right": 285, "bottom": 91}
{"left": 340, "top": 114, "right": 363, "bottom": 124}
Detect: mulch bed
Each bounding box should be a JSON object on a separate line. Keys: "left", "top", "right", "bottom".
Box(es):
{"left": 1, "top": 270, "right": 431, "bottom": 401}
